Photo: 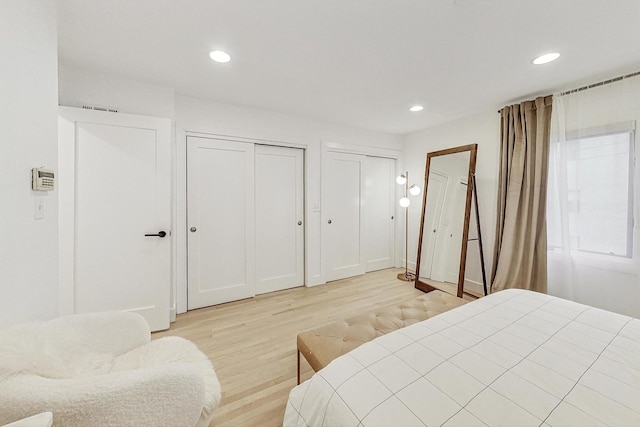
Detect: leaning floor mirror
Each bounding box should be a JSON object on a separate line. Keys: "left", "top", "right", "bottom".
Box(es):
{"left": 414, "top": 144, "right": 478, "bottom": 298}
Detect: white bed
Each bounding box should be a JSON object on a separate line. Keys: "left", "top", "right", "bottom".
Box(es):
{"left": 284, "top": 289, "right": 640, "bottom": 426}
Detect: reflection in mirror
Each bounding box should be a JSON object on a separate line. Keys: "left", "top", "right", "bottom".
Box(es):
{"left": 415, "top": 144, "right": 477, "bottom": 298}
{"left": 420, "top": 152, "right": 470, "bottom": 284}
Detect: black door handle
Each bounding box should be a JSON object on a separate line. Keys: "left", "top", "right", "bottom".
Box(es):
{"left": 145, "top": 231, "right": 167, "bottom": 238}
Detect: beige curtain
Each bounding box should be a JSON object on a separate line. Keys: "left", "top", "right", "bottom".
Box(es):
{"left": 491, "top": 96, "right": 552, "bottom": 293}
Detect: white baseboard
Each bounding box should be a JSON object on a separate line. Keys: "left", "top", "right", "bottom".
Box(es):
{"left": 463, "top": 279, "right": 485, "bottom": 296}
{"left": 306, "top": 275, "right": 325, "bottom": 287}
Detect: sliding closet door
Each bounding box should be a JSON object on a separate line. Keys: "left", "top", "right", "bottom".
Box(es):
{"left": 255, "top": 145, "right": 304, "bottom": 294}
{"left": 364, "top": 156, "right": 395, "bottom": 272}
{"left": 187, "top": 136, "right": 255, "bottom": 310}
{"left": 324, "top": 151, "right": 366, "bottom": 281}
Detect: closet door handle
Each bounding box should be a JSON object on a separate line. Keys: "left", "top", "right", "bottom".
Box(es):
{"left": 145, "top": 231, "right": 167, "bottom": 238}
{"left": 298, "top": 221, "right": 302, "bottom": 226}
{"left": 328, "top": 219, "right": 332, "bottom": 224}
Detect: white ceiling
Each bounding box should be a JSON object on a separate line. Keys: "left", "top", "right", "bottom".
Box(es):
{"left": 57, "top": 0, "right": 640, "bottom": 135}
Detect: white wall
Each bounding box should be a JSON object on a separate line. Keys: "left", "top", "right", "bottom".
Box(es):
{"left": 57, "top": 67, "right": 402, "bottom": 313}
{"left": 0, "top": 0, "right": 59, "bottom": 326}
{"left": 58, "top": 65, "right": 175, "bottom": 119}
{"left": 402, "top": 110, "right": 500, "bottom": 293}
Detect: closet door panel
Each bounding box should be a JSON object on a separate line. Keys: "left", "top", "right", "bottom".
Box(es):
{"left": 187, "top": 136, "right": 255, "bottom": 309}
{"left": 324, "top": 151, "right": 366, "bottom": 281}
{"left": 255, "top": 145, "right": 304, "bottom": 294}
{"left": 364, "top": 156, "right": 395, "bottom": 272}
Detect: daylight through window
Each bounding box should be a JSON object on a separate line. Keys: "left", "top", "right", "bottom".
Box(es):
{"left": 548, "top": 128, "right": 635, "bottom": 258}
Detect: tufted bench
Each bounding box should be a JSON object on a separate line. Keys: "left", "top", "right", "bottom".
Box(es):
{"left": 296, "top": 290, "right": 466, "bottom": 383}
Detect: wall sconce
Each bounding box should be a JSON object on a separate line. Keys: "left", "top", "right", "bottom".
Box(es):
{"left": 397, "top": 171, "right": 420, "bottom": 281}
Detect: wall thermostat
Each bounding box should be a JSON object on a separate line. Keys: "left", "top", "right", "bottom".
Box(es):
{"left": 32, "top": 167, "right": 55, "bottom": 191}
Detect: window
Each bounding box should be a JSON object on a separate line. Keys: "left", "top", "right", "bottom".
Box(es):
{"left": 547, "top": 125, "right": 635, "bottom": 258}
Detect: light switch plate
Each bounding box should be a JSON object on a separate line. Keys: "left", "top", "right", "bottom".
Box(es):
{"left": 34, "top": 197, "right": 44, "bottom": 220}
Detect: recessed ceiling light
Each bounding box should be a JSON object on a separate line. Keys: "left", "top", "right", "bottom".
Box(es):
{"left": 532, "top": 52, "right": 560, "bottom": 65}
{"left": 409, "top": 105, "right": 424, "bottom": 112}
{"left": 209, "top": 50, "right": 231, "bottom": 63}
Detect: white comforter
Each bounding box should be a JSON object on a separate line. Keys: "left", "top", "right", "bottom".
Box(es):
{"left": 284, "top": 289, "right": 640, "bottom": 426}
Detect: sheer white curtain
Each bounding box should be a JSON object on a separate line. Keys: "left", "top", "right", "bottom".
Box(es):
{"left": 547, "top": 75, "right": 640, "bottom": 317}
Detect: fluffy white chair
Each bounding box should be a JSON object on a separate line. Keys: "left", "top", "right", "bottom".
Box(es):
{"left": 0, "top": 312, "right": 221, "bottom": 427}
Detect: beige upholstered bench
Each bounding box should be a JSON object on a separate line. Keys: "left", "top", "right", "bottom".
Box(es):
{"left": 296, "top": 290, "right": 466, "bottom": 383}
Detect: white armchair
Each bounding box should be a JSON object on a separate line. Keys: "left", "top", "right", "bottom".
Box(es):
{"left": 0, "top": 312, "right": 221, "bottom": 427}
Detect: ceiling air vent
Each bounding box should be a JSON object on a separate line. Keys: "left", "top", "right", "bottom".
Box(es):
{"left": 81, "top": 104, "right": 118, "bottom": 113}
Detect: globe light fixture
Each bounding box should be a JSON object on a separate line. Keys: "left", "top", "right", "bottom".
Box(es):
{"left": 396, "top": 171, "right": 421, "bottom": 281}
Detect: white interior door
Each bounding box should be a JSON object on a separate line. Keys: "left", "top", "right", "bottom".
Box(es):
{"left": 58, "top": 107, "right": 171, "bottom": 332}
{"left": 365, "top": 156, "right": 395, "bottom": 272}
{"left": 419, "top": 171, "right": 447, "bottom": 280}
{"left": 324, "top": 151, "right": 366, "bottom": 281}
{"left": 255, "top": 145, "right": 304, "bottom": 294}
{"left": 187, "top": 136, "right": 255, "bottom": 310}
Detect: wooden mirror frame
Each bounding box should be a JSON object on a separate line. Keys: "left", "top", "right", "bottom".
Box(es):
{"left": 414, "top": 143, "right": 478, "bottom": 298}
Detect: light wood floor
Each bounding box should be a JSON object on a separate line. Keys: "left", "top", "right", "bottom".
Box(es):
{"left": 152, "top": 268, "right": 468, "bottom": 426}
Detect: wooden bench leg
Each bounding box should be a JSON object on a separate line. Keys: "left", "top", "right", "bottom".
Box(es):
{"left": 297, "top": 350, "right": 301, "bottom": 385}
